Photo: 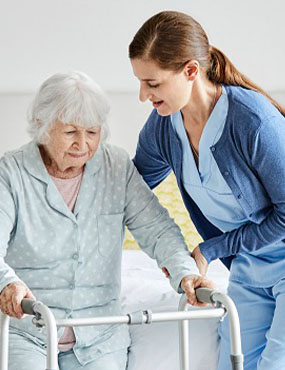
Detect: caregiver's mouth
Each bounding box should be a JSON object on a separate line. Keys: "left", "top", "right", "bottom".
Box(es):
{"left": 152, "top": 100, "right": 164, "bottom": 108}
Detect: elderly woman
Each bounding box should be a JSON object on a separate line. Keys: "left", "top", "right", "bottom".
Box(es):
{"left": 0, "top": 71, "right": 213, "bottom": 370}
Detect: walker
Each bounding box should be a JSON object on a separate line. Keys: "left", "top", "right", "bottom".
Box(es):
{"left": 0, "top": 288, "right": 243, "bottom": 370}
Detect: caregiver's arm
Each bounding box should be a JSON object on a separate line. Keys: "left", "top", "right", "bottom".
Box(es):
{"left": 0, "top": 157, "right": 35, "bottom": 318}
{"left": 199, "top": 114, "right": 285, "bottom": 263}
{"left": 123, "top": 157, "right": 214, "bottom": 305}
{"left": 133, "top": 110, "right": 172, "bottom": 189}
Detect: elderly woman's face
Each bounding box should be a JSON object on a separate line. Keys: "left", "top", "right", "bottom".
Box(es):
{"left": 43, "top": 121, "right": 101, "bottom": 172}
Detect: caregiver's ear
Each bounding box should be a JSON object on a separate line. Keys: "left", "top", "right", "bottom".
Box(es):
{"left": 184, "top": 60, "right": 199, "bottom": 81}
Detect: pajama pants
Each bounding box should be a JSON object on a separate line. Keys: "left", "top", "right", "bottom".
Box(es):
{"left": 217, "top": 278, "right": 285, "bottom": 370}
{"left": 8, "top": 331, "right": 128, "bottom": 370}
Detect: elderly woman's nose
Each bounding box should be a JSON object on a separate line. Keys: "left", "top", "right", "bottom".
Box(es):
{"left": 73, "top": 132, "right": 88, "bottom": 151}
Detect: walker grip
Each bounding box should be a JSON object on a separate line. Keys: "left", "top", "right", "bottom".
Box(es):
{"left": 21, "top": 298, "right": 36, "bottom": 315}
{"left": 195, "top": 287, "right": 214, "bottom": 304}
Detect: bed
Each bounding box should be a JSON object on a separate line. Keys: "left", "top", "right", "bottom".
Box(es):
{"left": 121, "top": 250, "right": 230, "bottom": 370}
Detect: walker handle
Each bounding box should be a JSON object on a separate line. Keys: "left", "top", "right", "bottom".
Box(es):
{"left": 195, "top": 287, "right": 215, "bottom": 304}
{"left": 21, "top": 298, "right": 36, "bottom": 315}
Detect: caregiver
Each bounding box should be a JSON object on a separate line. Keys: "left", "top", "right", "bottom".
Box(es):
{"left": 129, "top": 10, "right": 285, "bottom": 370}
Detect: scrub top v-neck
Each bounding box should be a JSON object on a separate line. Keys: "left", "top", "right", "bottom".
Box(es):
{"left": 171, "top": 85, "right": 248, "bottom": 233}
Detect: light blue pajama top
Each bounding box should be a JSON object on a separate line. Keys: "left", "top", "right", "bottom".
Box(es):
{"left": 171, "top": 86, "right": 285, "bottom": 287}
{"left": 0, "top": 141, "right": 196, "bottom": 365}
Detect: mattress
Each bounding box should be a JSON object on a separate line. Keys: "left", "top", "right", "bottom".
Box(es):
{"left": 121, "top": 250, "right": 230, "bottom": 370}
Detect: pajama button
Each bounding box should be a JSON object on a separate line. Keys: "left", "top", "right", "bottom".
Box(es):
{"left": 73, "top": 253, "right": 79, "bottom": 260}
{"left": 69, "top": 284, "right": 75, "bottom": 289}
{"left": 211, "top": 146, "right": 216, "bottom": 152}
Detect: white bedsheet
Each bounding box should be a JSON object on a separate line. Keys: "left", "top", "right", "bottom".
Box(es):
{"left": 121, "top": 250, "right": 230, "bottom": 370}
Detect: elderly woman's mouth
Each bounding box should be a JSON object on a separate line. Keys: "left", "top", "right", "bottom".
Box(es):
{"left": 68, "top": 152, "right": 88, "bottom": 158}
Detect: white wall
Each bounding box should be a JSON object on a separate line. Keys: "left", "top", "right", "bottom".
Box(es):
{"left": 1, "top": 0, "right": 285, "bottom": 93}
{"left": 1, "top": 1, "right": 284, "bottom": 157}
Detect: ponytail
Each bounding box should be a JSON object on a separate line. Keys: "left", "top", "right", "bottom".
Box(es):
{"left": 208, "top": 46, "right": 285, "bottom": 116}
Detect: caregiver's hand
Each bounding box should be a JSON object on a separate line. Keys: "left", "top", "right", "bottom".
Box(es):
{"left": 0, "top": 281, "right": 36, "bottom": 319}
{"left": 181, "top": 275, "right": 215, "bottom": 307}
{"left": 191, "top": 246, "right": 208, "bottom": 276}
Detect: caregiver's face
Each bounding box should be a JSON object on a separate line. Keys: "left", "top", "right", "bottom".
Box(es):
{"left": 131, "top": 58, "right": 191, "bottom": 116}
{"left": 44, "top": 122, "right": 101, "bottom": 171}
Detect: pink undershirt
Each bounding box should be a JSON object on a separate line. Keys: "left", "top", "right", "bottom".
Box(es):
{"left": 51, "top": 172, "right": 83, "bottom": 352}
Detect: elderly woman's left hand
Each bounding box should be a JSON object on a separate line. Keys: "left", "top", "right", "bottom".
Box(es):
{"left": 181, "top": 274, "right": 215, "bottom": 307}
{"left": 191, "top": 246, "right": 208, "bottom": 276}
{"left": 161, "top": 268, "right": 214, "bottom": 306}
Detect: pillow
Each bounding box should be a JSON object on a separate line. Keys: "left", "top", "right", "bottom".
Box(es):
{"left": 123, "top": 172, "right": 203, "bottom": 250}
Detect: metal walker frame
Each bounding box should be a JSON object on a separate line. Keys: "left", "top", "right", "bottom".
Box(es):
{"left": 0, "top": 287, "right": 243, "bottom": 370}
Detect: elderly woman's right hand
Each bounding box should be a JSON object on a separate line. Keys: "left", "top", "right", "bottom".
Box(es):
{"left": 0, "top": 281, "right": 36, "bottom": 318}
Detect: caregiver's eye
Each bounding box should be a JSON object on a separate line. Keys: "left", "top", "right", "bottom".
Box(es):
{"left": 148, "top": 83, "right": 160, "bottom": 88}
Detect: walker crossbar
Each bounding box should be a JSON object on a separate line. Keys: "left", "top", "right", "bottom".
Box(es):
{"left": 0, "top": 288, "right": 243, "bottom": 370}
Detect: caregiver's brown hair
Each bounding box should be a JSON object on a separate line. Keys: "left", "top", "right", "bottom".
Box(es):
{"left": 129, "top": 11, "right": 285, "bottom": 116}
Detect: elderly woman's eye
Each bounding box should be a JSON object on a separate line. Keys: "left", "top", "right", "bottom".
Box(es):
{"left": 88, "top": 131, "right": 98, "bottom": 135}
{"left": 65, "top": 131, "right": 76, "bottom": 135}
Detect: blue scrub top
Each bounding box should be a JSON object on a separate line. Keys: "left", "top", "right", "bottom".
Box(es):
{"left": 171, "top": 86, "right": 285, "bottom": 286}
{"left": 171, "top": 86, "right": 248, "bottom": 233}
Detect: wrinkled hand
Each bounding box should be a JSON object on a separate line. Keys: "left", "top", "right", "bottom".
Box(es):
{"left": 191, "top": 246, "right": 208, "bottom": 276}
{"left": 0, "top": 281, "right": 36, "bottom": 318}
{"left": 181, "top": 275, "right": 215, "bottom": 307}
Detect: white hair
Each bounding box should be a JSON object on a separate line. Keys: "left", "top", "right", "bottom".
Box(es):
{"left": 27, "top": 71, "right": 110, "bottom": 144}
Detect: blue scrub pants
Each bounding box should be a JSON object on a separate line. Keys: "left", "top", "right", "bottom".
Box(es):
{"left": 217, "top": 278, "right": 285, "bottom": 370}
{"left": 8, "top": 331, "right": 128, "bottom": 370}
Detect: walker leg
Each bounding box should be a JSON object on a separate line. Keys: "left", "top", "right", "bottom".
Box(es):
{"left": 178, "top": 294, "right": 190, "bottom": 370}
{"left": 179, "top": 289, "right": 244, "bottom": 370}
{"left": 0, "top": 313, "right": 10, "bottom": 370}
{"left": 231, "top": 354, "right": 244, "bottom": 370}
{"left": 179, "top": 319, "right": 190, "bottom": 370}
